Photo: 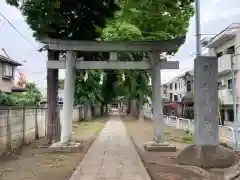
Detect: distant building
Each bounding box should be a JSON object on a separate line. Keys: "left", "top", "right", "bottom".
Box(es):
{"left": 161, "top": 23, "right": 240, "bottom": 122}
{"left": 0, "top": 53, "right": 22, "bottom": 92}
{"left": 162, "top": 70, "right": 194, "bottom": 118}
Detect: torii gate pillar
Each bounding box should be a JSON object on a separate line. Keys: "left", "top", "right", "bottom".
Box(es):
{"left": 61, "top": 51, "right": 76, "bottom": 144}
{"left": 144, "top": 52, "right": 176, "bottom": 152}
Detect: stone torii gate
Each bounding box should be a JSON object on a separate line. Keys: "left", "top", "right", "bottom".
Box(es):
{"left": 42, "top": 37, "right": 239, "bottom": 169}
{"left": 41, "top": 37, "right": 184, "bottom": 150}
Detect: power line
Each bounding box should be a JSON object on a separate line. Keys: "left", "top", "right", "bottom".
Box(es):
{"left": 0, "top": 21, "right": 4, "bottom": 32}
{"left": 0, "top": 12, "right": 47, "bottom": 60}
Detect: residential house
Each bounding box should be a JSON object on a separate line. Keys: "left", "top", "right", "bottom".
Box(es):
{"left": 206, "top": 23, "right": 240, "bottom": 123}
{"left": 0, "top": 54, "right": 22, "bottom": 92}
{"left": 163, "top": 70, "right": 194, "bottom": 117}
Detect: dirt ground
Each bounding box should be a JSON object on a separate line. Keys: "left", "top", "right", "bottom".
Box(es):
{"left": 0, "top": 119, "right": 106, "bottom": 180}
{"left": 123, "top": 117, "right": 206, "bottom": 180}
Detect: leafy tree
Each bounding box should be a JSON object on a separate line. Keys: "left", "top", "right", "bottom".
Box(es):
{"left": 121, "top": 0, "right": 194, "bottom": 40}
{"left": 6, "top": 0, "right": 119, "bottom": 141}
{"left": 24, "top": 82, "right": 43, "bottom": 105}
{"left": 58, "top": 79, "right": 64, "bottom": 89}
{"left": 0, "top": 82, "right": 42, "bottom": 106}
{"left": 6, "top": 0, "right": 119, "bottom": 40}
{"left": 0, "top": 92, "right": 15, "bottom": 105}
{"left": 74, "top": 70, "right": 103, "bottom": 105}
{"left": 5, "top": 0, "right": 194, "bottom": 119}
{"left": 101, "top": 0, "right": 194, "bottom": 115}
{"left": 101, "top": 19, "right": 149, "bottom": 115}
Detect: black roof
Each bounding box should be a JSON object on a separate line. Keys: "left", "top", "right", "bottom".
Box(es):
{"left": 11, "top": 86, "right": 27, "bottom": 92}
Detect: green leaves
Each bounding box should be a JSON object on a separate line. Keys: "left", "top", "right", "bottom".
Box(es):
{"left": 5, "top": 0, "right": 194, "bottom": 107}
{"left": 100, "top": 0, "right": 194, "bottom": 106}
{"left": 102, "top": 21, "right": 142, "bottom": 40}
{"left": 119, "top": 0, "right": 194, "bottom": 40}
{"left": 5, "top": 0, "right": 19, "bottom": 7}
{"left": 74, "top": 70, "right": 103, "bottom": 105}
{"left": 6, "top": 0, "right": 119, "bottom": 40}
{"left": 0, "top": 82, "right": 42, "bottom": 106}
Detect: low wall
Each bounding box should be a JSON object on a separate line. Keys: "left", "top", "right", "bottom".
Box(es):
{"left": 0, "top": 105, "right": 101, "bottom": 155}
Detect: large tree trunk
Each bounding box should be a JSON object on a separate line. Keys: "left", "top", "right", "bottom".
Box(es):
{"left": 100, "top": 103, "right": 104, "bottom": 116}
{"left": 127, "top": 100, "right": 131, "bottom": 115}
{"left": 139, "top": 106, "right": 145, "bottom": 121}
{"left": 46, "top": 50, "right": 61, "bottom": 144}
{"left": 105, "top": 104, "right": 108, "bottom": 115}
{"left": 138, "top": 100, "right": 144, "bottom": 121}
{"left": 84, "top": 100, "right": 92, "bottom": 120}
{"left": 130, "top": 99, "right": 138, "bottom": 117}
{"left": 136, "top": 101, "right": 140, "bottom": 117}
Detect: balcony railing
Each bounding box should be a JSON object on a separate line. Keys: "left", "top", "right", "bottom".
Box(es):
{"left": 219, "top": 89, "right": 234, "bottom": 105}
{"left": 218, "top": 54, "right": 232, "bottom": 73}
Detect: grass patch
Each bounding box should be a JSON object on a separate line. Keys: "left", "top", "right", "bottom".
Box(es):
{"left": 164, "top": 129, "right": 171, "bottom": 135}
{"left": 181, "top": 135, "right": 193, "bottom": 144}
{"left": 72, "top": 119, "right": 106, "bottom": 140}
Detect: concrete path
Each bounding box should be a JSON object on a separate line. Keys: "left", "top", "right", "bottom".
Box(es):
{"left": 69, "top": 115, "right": 151, "bottom": 180}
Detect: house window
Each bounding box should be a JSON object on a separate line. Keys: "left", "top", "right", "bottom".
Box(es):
{"left": 163, "top": 88, "right": 167, "bottom": 94}
{"left": 2, "top": 64, "right": 13, "bottom": 78}
{"left": 228, "top": 78, "right": 236, "bottom": 89}
{"left": 187, "top": 81, "right": 191, "bottom": 92}
{"left": 173, "top": 95, "right": 178, "bottom": 102}
{"left": 169, "top": 93, "right": 173, "bottom": 101}
{"left": 169, "top": 83, "right": 172, "bottom": 90}
{"left": 228, "top": 79, "right": 232, "bottom": 89}
{"left": 216, "top": 51, "right": 223, "bottom": 58}
{"left": 227, "top": 46, "right": 235, "bottom": 54}
{"left": 175, "top": 83, "right": 177, "bottom": 90}
{"left": 218, "top": 82, "right": 221, "bottom": 90}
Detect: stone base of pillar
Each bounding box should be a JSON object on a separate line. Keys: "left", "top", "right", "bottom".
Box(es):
{"left": 49, "top": 141, "right": 82, "bottom": 153}
{"left": 144, "top": 141, "right": 176, "bottom": 152}
{"left": 176, "top": 145, "right": 238, "bottom": 169}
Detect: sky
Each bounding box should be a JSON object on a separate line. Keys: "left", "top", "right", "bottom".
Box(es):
{"left": 0, "top": 0, "right": 240, "bottom": 93}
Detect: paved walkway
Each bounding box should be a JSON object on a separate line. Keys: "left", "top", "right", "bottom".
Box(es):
{"left": 69, "top": 115, "right": 151, "bottom": 180}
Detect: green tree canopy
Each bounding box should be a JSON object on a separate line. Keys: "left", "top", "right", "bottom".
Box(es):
{"left": 100, "top": 0, "right": 194, "bottom": 111}
{"left": 6, "top": 0, "right": 119, "bottom": 39}
{"left": 5, "top": 0, "right": 194, "bottom": 110}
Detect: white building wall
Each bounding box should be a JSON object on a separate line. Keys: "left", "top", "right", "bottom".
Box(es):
{"left": 165, "top": 76, "right": 188, "bottom": 102}
{"left": 218, "top": 73, "right": 234, "bottom": 105}
{"left": 208, "top": 30, "right": 240, "bottom": 106}
{"left": 209, "top": 31, "right": 240, "bottom": 72}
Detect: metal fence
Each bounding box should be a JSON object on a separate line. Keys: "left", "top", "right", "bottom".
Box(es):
{"left": 144, "top": 108, "right": 237, "bottom": 147}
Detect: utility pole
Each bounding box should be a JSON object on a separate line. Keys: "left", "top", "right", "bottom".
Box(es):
{"left": 195, "top": 0, "right": 201, "bottom": 57}
{"left": 226, "top": 45, "right": 240, "bottom": 150}
{"left": 231, "top": 54, "right": 238, "bottom": 147}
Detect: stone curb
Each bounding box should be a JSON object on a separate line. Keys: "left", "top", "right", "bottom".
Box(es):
{"left": 126, "top": 131, "right": 152, "bottom": 180}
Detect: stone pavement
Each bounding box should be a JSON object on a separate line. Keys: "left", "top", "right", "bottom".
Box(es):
{"left": 69, "top": 115, "right": 151, "bottom": 180}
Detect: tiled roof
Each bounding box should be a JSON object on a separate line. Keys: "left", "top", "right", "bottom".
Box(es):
{"left": 0, "top": 54, "right": 22, "bottom": 66}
